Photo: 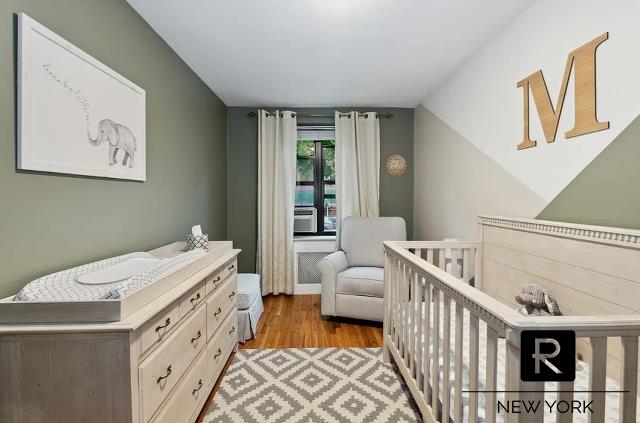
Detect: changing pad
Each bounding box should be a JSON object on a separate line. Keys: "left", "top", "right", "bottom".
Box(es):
{"left": 76, "top": 253, "right": 162, "bottom": 285}
{"left": 14, "top": 249, "right": 206, "bottom": 302}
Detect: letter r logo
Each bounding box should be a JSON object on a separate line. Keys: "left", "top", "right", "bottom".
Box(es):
{"left": 521, "top": 330, "right": 575, "bottom": 382}
{"left": 533, "top": 338, "right": 562, "bottom": 374}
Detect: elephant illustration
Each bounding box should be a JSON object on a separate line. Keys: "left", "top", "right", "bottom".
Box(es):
{"left": 87, "top": 119, "right": 137, "bottom": 168}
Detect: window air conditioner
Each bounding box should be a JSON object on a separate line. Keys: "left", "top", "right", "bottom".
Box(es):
{"left": 294, "top": 207, "right": 317, "bottom": 233}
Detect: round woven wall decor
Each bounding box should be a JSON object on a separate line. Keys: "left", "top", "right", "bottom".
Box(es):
{"left": 385, "top": 154, "right": 408, "bottom": 176}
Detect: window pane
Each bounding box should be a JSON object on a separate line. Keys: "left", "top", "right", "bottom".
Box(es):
{"left": 295, "top": 185, "right": 314, "bottom": 206}
{"left": 323, "top": 182, "right": 336, "bottom": 232}
{"left": 323, "top": 194, "right": 336, "bottom": 231}
{"left": 297, "top": 140, "right": 315, "bottom": 158}
{"left": 294, "top": 136, "right": 337, "bottom": 233}
{"left": 322, "top": 141, "right": 336, "bottom": 232}
{"left": 322, "top": 144, "right": 335, "bottom": 182}
{"left": 296, "top": 158, "right": 314, "bottom": 182}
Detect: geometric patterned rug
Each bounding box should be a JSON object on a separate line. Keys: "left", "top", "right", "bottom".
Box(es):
{"left": 202, "top": 348, "right": 421, "bottom": 423}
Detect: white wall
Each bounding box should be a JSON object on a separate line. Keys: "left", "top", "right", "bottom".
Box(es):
{"left": 413, "top": 105, "right": 546, "bottom": 240}
{"left": 423, "top": 0, "right": 640, "bottom": 202}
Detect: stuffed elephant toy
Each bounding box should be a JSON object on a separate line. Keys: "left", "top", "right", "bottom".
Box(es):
{"left": 515, "top": 283, "right": 562, "bottom": 316}
{"left": 87, "top": 119, "right": 137, "bottom": 168}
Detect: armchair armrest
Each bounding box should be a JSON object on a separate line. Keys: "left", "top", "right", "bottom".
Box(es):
{"left": 318, "top": 251, "right": 348, "bottom": 316}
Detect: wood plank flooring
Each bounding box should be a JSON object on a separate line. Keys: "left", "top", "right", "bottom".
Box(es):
{"left": 196, "top": 294, "right": 383, "bottom": 421}
{"left": 241, "top": 294, "right": 383, "bottom": 348}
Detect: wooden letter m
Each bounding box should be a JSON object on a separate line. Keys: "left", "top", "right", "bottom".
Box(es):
{"left": 517, "top": 33, "right": 609, "bottom": 150}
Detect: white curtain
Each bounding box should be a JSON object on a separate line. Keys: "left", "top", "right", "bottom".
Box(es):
{"left": 257, "top": 110, "right": 297, "bottom": 295}
{"left": 335, "top": 111, "right": 380, "bottom": 244}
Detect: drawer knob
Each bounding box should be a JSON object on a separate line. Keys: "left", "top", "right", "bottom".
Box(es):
{"left": 213, "top": 307, "right": 222, "bottom": 318}
{"left": 192, "top": 379, "right": 203, "bottom": 395}
{"left": 155, "top": 318, "right": 171, "bottom": 333}
{"left": 214, "top": 348, "right": 222, "bottom": 359}
{"left": 229, "top": 291, "right": 236, "bottom": 299}
{"left": 228, "top": 264, "right": 235, "bottom": 271}
{"left": 229, "top": 326, "right": 236, "bottom": 335}
{"left": 190, "top": 293, "right": 201, "bottom": 304}
{"left": 157, "top": 365, "right": 172, "bottom": 384}
{"left": 213, "top": 276, "right": 221, "bottom": 283}
{"left": 191, "top": 330, "right": 202, "bottom": 343}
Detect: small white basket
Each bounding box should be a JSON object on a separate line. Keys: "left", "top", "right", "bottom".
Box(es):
{"left": 186, "top": 234, "right": 208, "bottom": 251}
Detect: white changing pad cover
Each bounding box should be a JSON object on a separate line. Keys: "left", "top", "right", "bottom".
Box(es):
{"left": 14, "top": 249, "right": 206, "bottom": 302}
{"left": 402, "top": 302, "right": 640, "bottom": 423}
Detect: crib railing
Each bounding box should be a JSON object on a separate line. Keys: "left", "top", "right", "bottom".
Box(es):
{"left": 383, "top": 241, "right": 640, "bottom": 423}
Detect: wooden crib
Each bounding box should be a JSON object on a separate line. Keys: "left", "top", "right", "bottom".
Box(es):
{"left": 383, "top": 216, "right": 640, "bottom": 423}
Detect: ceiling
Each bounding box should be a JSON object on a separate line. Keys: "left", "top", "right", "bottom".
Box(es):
{"left": 127, "top": 0, "right": 532, "bottom": 107}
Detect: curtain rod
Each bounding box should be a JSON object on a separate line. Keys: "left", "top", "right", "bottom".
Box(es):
{"left": 246, "top": 111, "right": 393, "bottom": 119}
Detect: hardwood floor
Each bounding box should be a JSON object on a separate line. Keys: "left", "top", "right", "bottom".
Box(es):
{"left": 196, "top": 294, "right": 383, "bottom": 421}
{"left": 241, "top": 294, "right": 383, "bottom": 348}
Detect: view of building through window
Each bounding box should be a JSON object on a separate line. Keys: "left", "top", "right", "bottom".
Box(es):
{"left": 295, "top": 138, "right": 336, "bottom": 234}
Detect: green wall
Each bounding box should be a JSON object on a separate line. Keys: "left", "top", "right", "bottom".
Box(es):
{"left": 0, "top": 0, "right": 227, "bottom": 297}
{"left": 227, "top": 107, "right": 414, "bottom": 273}
{"left": 538, "top": 114, "right": 640, "bottom": 229}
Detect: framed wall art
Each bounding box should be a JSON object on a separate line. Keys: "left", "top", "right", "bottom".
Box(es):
{"left": 17, "top": 13, "right": 146, "bottom": 181}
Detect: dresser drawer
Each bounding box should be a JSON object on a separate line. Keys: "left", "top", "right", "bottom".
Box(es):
{"left": 153, "top": 350, "right": 207, "bottom": 423}
{"left": 204, "top": 259, "right": 237, "bottom": 296}
{"left": 179, "top": 281, "right": 205, "bottom": 318}
{"left": 225, "top": 260, "right": 237, "bottom": 277}
{"left": 139, "top": 306, "right": 206, "bottom": 423}
{"left": 138, "top": 302, "right": 181, "bottom": 357}
{"left": 205, "top": 310, "right": 237, "bottom": 381}
{"left": 206, "top": 276, "right": 237, "bottom": 341}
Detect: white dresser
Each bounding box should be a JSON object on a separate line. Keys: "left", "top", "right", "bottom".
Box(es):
{"left": 0, "top": 242, "right": 240, "bottom": 423}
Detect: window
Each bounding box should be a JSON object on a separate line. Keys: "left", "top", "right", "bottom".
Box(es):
{"left": 295, "top": 129, "right": 336, "bottom": 235}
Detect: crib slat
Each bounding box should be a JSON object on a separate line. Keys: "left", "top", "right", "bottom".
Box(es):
{"left": 383, "top": 253, "right": 391, "bottom": 361}
{"left": 400, "top": 265, "right": 409, "bottom": 364}
{"left": 399, "top": 262, "right": 404, "bottom": 355}
{"left": 426, "top": 249, "right": 434, "bottom": 265}
{"left": 556, "top": 381, "right": 574, "bottom": 423}
{"left": 405, "top": 266, "right": 412, "bottom": 367}
{"left": 409, "top": 269, "right": 417, "bottom": 374}
{"left": 450, "top": 247, "right": 458, "bottom": 277}
{"left": 442, "top": 295, "right": 452, "bottom": 423}
{"left": 390, "top": 258, "right": 394, "bottom": 344}
{"left": 454, "top": 303, "right": 464, "bottom": 422}
{"left": 438, "top": 249, "right": 445, "bottom": 270}
{"left": 415, "top": 248, "right": 422, "bottom": 260}
{"left": 485, "top": 327, "right": 498, "bottom": 423}
{"left": 505, "top": 342, "right": 544, "bottom": 423}
{"left": 393, "top": 259, "right": 399, "bottom": 347}
{"left": 468, "top": 314, "right": 479, "bottom": 423}
{"left": 619, "top": 336, "right": 638, "bottom": 423}
{"left": 390, "top": 257, "right": 395, "bottom": 344}
{"left": 423, "top": 279, "right": 431, "bottom": 395}
{"left": 474, "top": 246, "right": 483, "bottom": 289}
{"left": 416, "top": 275, "right": 424, "bottom": 388}
{"left": 431, "top": 288, "right": 440, "bottom": 416}
{"left": 395, "top": 260, "right": 402, "bottom": 349}
{"left": 463, "top": 249, "right": 470, "bottom": 282}
{"left": 588, "top": 337, "right": 607, "bottom": 423}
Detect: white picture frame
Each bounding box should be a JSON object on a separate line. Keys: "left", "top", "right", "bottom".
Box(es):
{"left": 17, "top": 13, "right": 146, "bottom": 181}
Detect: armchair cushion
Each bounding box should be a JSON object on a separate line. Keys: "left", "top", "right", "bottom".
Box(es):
{"left": 336, "top": 267, "right": 384, "bottom": 298}
{"left": 318, "top": 251, "right": 349, "bottom": 316}
{"left": 341, "top": 216, "right": 407, "bottom": 267}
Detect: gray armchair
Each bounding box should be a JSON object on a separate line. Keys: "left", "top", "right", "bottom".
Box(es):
{"left": 318, "top": 216, "right": 407, "bottom": 321}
